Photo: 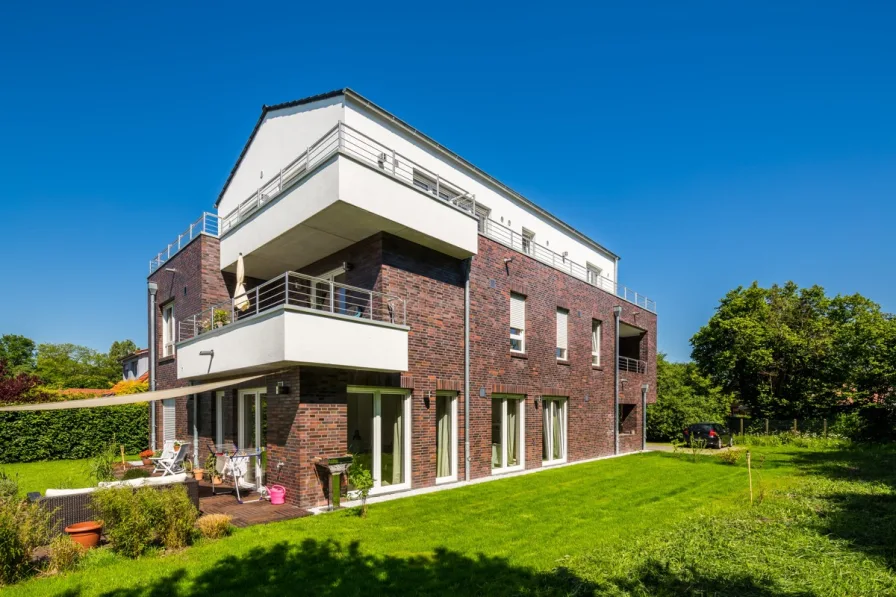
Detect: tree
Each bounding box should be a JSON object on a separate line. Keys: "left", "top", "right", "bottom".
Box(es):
{"left": 35, "top": 343, "right": 119, "bottom": 389}
{"left": 691, "top": 282, "right": 896, "bottom": 418}
{"left": 0, "top": 359, "right": 42, "bottom": 405}
{"left": 108, "top": 340, "right": 138, "bottom": 363}
{"left": 0, "top": 335, "right": 36, "bottom": 375}
{"left": 647, "top": 354, "right": 735, "bottom": 441}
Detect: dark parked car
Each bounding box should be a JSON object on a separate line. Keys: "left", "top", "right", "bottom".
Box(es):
{"left": 683, "top": 423, "right": 733, "bottom": 449}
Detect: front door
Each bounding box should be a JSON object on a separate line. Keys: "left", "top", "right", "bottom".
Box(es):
{"left": 237, "top": 388, "right": 266, "bottom": 488}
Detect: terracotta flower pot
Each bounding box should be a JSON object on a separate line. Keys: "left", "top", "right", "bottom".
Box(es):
{"left": 212, "top": 475, "right": 222, "bottom": 485}
{"left": 65, "top": 521, "right": 103, "bottom": 549}
{"left": 193, "top": 468, "right": 205, "bottom": 481}
{"left": 141, "top": 458, "right": 153, "bottom": 466}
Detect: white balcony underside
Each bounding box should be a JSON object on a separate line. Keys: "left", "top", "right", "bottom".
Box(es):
{"left": 219, "top": 157, "right": 479, "bottom": 279}
{"left": 176, "top": 306, "right": 410, "bottom": 380}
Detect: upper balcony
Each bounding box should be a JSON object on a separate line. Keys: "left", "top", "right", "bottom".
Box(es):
{"left": 149, "top": 212, "right": 220, "bottom": 274}
{"left": 216, "top": 122, "right": 480, "bottom": 280}
{"left": 175, "top": 271, "right": 409, "bottom": 380}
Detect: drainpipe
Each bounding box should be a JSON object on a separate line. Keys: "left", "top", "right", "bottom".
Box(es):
{"left": 641, "top": 383, "right": 649, "bottom": 451}
{"left": 463, "top": 257, "right": 472, "bottom": 482}
{"left": 148, "top": 282, "right": 158, "bottom": 451}
{"left": 613, "top": 305, "right": 622, "bottom": 455}
{"left": 192, "top": 390, "right": 199, "bottom": 467}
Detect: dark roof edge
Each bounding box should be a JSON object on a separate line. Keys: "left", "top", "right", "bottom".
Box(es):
{"left": 213, "top": 87, "right": 618, "bottom": 260}
{"left": 213, "top": 88, "right": 346, "bottom": 208}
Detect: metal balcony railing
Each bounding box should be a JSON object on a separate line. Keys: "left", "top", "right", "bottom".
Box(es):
{"left": 218, "top": 121, "right": 477, "bottom": 235}
{"left": 149, "top": 213, "right": 220, "bottom": 273}
{"left": 481, "top": 218, "right": 657, "bottom": 313}
{"left": 178, "top": 271, "right": 406, "bottom": 342}
{"left": 618, "top": 356, "right": 647, "bottom": 374}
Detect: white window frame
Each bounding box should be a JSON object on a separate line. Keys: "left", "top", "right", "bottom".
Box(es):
{"left": 311, "top": 266, "right": 348, "bottom": 315}
{"left": 586, "top": 263, "right": 603, "bottom": 288}
{"left": 521, "top": 228, "right": 535, "bottom": 256}
{"left": 510, "top": 293, "right": 526, "bottom": 353}
{"left": 215, "top": 390, "right": 224, "bottom": 445}
{"left": 491, "top": 395, "right": 526, "bottom": 474}
{"left": 556, "top": 308, "right": 568, "bottom": 361}
{"left": 542, "top": 397, "right": 568, "bottom": 466}
{"left": 592, "top": 319, "right": 602, "bottom": 366}
{"left": 237, "top": 387, "right": 266, "bottom": 489}
{"left": 347, "top": 386, "right": 412, "bottom": 494}
{"left": 435, "top": 391, "right": 458, "bottom": 484}
{"left": 475, "top": 203, "right": 491, "bottom": 234}
{"left": 162, "top": 303, "right": 175, "bottom": 357}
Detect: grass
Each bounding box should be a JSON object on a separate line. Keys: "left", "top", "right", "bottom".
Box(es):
{"left": 1, "top": 455, "right": 141, "bottom": 497}
{"left": 4, "top": 445, "right": 896, "bottom": 596}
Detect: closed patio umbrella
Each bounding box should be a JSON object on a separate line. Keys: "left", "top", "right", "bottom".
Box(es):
{"left": 234, "top": 253, "right": 250, "bottom": 312}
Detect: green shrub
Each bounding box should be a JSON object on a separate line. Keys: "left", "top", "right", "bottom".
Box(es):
{"left": 0, "top": 404, "right": 148, "bottom": 464}
{"left": 121, "top": 468, "right": 151, "bottom": 481}
{"left": 717, "top": 449, "right": 742, "bottom": 465}
{"left": 196, "top": 513, "right": 232, "bottom": 540}
{"left": 0, "top": 496, "right": 50, "bottom": 585}
{"left": 0, "top": 471, "right": 18, "bottom": 501}
{"left": 348, "top": 457, "right": 374, "bottom": 518}
{"left": 92, "top": 485, "right": 198, "bottom": 557}
{"left": 88, "top": 443, "right": 118, "bottom": 484}
{"left": 47, "top": 534, "right": 86, "bottom": 574}
{"left": 738, "top": 432, "right": 849, "bottom": 450}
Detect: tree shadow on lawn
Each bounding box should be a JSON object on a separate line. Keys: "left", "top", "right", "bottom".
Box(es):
{"left": 48, "top": 537, "right": 820, "bottom": 597}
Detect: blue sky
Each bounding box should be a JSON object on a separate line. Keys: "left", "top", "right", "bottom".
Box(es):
{"left": 0, "top": 2, "right": 893, "bottom": 362}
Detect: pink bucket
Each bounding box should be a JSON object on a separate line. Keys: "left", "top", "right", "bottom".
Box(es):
{"left": 269, "top": 485, "right": 286, "bottom": 505}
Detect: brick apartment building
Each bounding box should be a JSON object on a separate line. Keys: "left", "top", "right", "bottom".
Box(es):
{"left": 145, "top": 89, "right": 657, "bottom": 508}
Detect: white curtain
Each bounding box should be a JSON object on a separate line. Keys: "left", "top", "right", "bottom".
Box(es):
{"left": 506, "top": 401, "right": 517, "bottom": 466}
{"left": 436, "top": 396, "right": 451, "bottom": 478}
{"left": 391, "top": 401, "right": 403, "bottom": 485}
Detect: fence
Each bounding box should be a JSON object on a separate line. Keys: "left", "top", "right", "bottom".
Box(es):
{"left": 726, "top": 417, "right": 834, "bottom": 437}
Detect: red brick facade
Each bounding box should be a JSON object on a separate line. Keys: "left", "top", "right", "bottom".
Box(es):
{"left": 150, "top": 231, "right": 657, "bottom": 508}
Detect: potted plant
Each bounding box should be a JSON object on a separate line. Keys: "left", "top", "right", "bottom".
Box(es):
{"left": 65, "top": 520, "right": 103, "bottom": 549}
{"left": 205, "top": 453, "right": 222, "bottom": 485}
{"left": 185, "top": 460, "right": 205, "bottom": 481}
{"left": 139, "top": 449, "right": 154, "bottom": 466}
{"left": 213, "top": 309, "right": 231, "bottom": 328}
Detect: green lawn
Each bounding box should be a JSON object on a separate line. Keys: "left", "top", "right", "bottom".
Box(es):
{"left": 4, "top": 444, "right": 896, "bottom": 596}
{"left": 2, "top": 458, "right": 97, "bottom": 496}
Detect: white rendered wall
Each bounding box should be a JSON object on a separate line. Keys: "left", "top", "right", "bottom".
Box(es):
{"left": 217, "top": 95, "right": 345, "bottom": 217}
{"left": 343, "top": 101, "right": 618, "bottom": 284}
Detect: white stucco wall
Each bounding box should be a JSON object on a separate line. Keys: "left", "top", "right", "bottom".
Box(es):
{"left": 343, "top": 101, "right": 619, "bottom": 284}
{"left": 217, "top": 95, "right": 345, "bottom": 217}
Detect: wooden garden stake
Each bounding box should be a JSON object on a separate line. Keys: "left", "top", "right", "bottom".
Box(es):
{"left": 747, "top": 450, "right": 753, "bottom": 505}
{"left": 120, "top": 445, "right": 126, "bottom": 465}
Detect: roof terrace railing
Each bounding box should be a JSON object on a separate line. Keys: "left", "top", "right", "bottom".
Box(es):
{"left": 481, "top": 218, "right": 657, "bottom": 313}
{"left": 219, "top": 121, "right": 476, "bottom": 235}
{"left": 178, "top": 271, "right": 407, "bottom": 343}
{"left": 149, "top": 212, "right": 220, "bottom": 274}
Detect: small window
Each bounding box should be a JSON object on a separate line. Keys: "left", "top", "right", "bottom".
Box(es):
{"left": 555, "top": 308, "right": 568, "bottom": 360}
{"left": 510, "top": 293, "right": 526, "bottom": 353}
{"left": 587, "top": 264, "right": 602, "bottom": 286}
{"left": 412, "top": 169, "right": 457, "bottom": 201}
{"left": 591, "top": 320, "right": 602, "bottom": 366}
{"left": 521, "top": 228, "right": 535, "bottom": 256}
{"left": 162, "top": 303, "right": 175, "bottom": 357}
{"left": 475, "top": 203, "right": 491, "bottom": 234}
{"left": 618, "top": 404, "right": 636, "bottom": 434}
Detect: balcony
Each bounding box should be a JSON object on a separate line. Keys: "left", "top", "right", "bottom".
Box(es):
{"left": 175, "top": 272, "right": 409, "bottom": 380}
{"left": 217, "top": 122, "right": 480, "bottom": 280}
{"left": 481, "top": 219, "right": 657, "bottom": 313}
{"left": 149, "top": 213, "right": 220, "bottom": 274}
{"left": 618, "top": 356, "right": 647, "bottom": 374}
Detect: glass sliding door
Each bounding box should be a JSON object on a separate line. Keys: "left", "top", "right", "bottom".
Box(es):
{"left": 542, "top": 398, "right": 567, "bottom": 465}
{"left": 491, "top": 395, "right": 525, "bottom": 473}
{"left": 347, "top": 387, "right": 410, "bottom": 493}
{"left": 238, "top": 388, "right": 266, "bottom": 488}
{"left": 436, "top": 392, "right": 457, "bottom": 482}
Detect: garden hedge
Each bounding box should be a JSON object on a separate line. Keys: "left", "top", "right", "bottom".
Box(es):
{"left": 0, "top": 404, "right": 149, "bottom": 463}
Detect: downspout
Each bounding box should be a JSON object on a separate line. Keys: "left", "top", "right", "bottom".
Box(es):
{"left": 463, "top": 257, "right": 472, "bottom": 482}
{"left": 192, "top": 390, "right": 199, "bottom": 467}
{"left": 148, "top": 282, "right": 158, "bottom": 451}
{"left": 641, "top": 383, "right": 649, "bottom": 452}
{"left": 613, "top": 305, "right": 622, "bottom": 455}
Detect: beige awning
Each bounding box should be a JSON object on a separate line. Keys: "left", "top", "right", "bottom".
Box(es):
{"left": 0, "top": 373, "right": 267, "bottom": 412}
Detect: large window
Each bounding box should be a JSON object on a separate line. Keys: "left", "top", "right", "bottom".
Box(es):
{"left": 591, "top": 320, "right": 602, "bottom": 366}
{"left": 435, "top": 392, "right": 458, "bottom": 482}
{"left": 542, "top": 397, "right": 567, "bottom": 464}
{"left": 556, "top": 308, "right": 568, "bottom": 361}
{"left": 347, "top": 388, "right": 411, "bottom": 492}
{"left": 162, "top": 303, "right": 175, "bottom": 357}
{"left": 510, "top": 293, "right": 526, "bottom": 353}
{"left": 492, "top": 395, "right": 525, "bottom": 473}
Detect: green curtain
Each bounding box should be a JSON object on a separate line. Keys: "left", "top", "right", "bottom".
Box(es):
{"left": 437, "top": 396, "right": 451, "bottom": 478}
{"left": 552, "top": 401, "right": 563, "bottom": 460}
{"left": 392, "top": 401, "right": 403, "bottom": 485}
{"left": 506, "top": 400, "right": 517, "bottom": 466}
{"left": 542, "top": 402, "right": 550, "bottom": 460}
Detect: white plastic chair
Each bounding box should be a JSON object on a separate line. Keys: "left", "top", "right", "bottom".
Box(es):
{"left": 150, "top": 440, "right": 178, "bottom": 474}
{"left": 157, "top": 444, "right": 189, "bottom": 477}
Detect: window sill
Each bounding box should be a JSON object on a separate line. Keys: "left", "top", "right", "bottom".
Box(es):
{"left": 159, "top": 355, "right": 176, "bottom": 365}
{"left": 491, "top": 465, "right": 525, "bottom": 476}
{"left": 510, "top": 352, "right": 528, "bottom": 360}
{"left": 592, "top": 365, "right": 604, "bottom": 371}
{"left": 556, "top": 359, "right": 570, "bottom": 366}
{"left": 435, "top": 476, "right": 458, "bottom": 486}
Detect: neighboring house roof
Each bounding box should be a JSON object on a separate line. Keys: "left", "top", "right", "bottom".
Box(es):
{"left": 59, "top": 388, "right": 113, "bottom": 397}
{"left": 120, "top": 348, "right": 149, "bottom": 363}
{"left": 213, "top": 88, "right": 619, "bottom": 260}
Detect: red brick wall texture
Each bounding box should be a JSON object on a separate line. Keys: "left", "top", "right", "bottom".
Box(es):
{"left": 151, "top": 231, "right": 657, "bottom": 508}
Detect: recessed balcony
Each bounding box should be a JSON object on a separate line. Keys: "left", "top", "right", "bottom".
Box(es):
{"left": 217, "top": 123, "right": 480, "bottom": 280}
{"left": 175, "top": 272, "right": 409, "bottom": 380}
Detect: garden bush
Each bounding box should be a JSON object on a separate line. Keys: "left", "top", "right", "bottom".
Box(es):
{"left": 0, "top": 404, "right": 148, "bottom": 463}
{"left": 121, "top": 468, "right": 151, "bottom": 481}
{"left": 0, "top": 483, "right": 50, "bottom": 585}
{"left": 717, "top": 449, "right": 742, "bottom": 465}
{"left": 92, "top": 485, "right": 198, "bottom": 557}
{"left": 196, "top": 513, "right": 233, "bottom": 540}
{"left": 47, "top": 534, "right": 86, "bottom": 574}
